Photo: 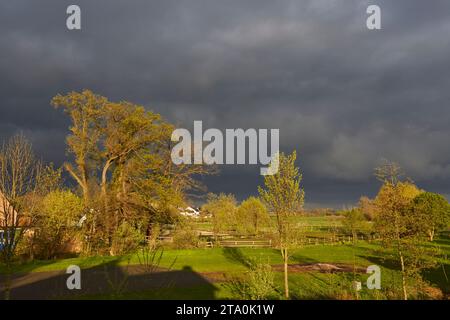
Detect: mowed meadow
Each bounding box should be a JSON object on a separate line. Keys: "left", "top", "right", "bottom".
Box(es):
{"left": 2, "top": 216, "right": 449, "bottom": 300}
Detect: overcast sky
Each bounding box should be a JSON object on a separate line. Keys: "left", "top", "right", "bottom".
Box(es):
{"left": 1, "top": 0, "right": 450, "bottom": 207}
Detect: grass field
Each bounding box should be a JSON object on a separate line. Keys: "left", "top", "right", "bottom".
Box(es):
{"left": 2, "top": 215, "right": 449, "bottom": 299}
{"left": 3, "top": 236, "right": 449, "bottom": 299}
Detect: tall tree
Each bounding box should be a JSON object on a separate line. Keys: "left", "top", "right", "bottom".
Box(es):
{"left": 121, "top": 121, "right": 215, "bottom": 225}
{"left": 0, "top": 134, "right": 43, "bottom": 299}
{"left": 258, "top": 151, "right": 304, "bottom": 299}
{"left": 53, "top": 90, "right": 215, "bottom": 251}
{"left": 51, "top": 90, "right": 105, "bottom": 203}
{"left": 373, "top": 160, "right": 426, "bottom": 300}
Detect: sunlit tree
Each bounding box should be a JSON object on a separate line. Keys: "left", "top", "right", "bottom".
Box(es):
{"left": 258, "top": 151, "right": 304, "bottom": 299}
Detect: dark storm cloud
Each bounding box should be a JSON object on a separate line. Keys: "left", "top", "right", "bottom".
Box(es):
{"left": 1, "top": 0, "right": 450, "bottom": 207}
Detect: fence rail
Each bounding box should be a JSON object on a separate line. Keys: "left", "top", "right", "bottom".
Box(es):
{"left": 218, "top": 240, "right": 272, "bottom": 248}
{"left": 145, "top": 234, "right": 382, "bottom": 248}
{"left": 304, "top": 234, "right": 382, "bottom": 246}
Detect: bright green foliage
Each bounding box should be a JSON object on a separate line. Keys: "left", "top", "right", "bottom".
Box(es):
{"left": 111, "top": 221, "right": 145, "bottom": 256}
{"left": 258, "top": 151, "right": 305, "bottom": 299}
{"left": 34, "top": 190, "right": 84, "bottom": 259}
{"left": 52, "top": 90, "right": 214, "bottom": 253}
{"left": 236, "top": 197, "right": 270, "bottom": 235}
{"left": 227, "top": 260, "right": 276, "bottom": 300}
{"left": 172, "top": 218, "right": 202, "bottom": 249}
{"left": 203, "top": 193, "right": 238, "bottom": 237}
{"left": 411, "top": 192, "right": 450, "bottom": 241}
{"left": 374, "top": 181, "right": 423, "bottom": 239}
{"left": 373, "top": 161, "right": 434, "bottom": 300}
{"left": 341, "top": 208, "right": 370, "bottom": 241}
{"left": 258, "top": 151, "right": 305, "bottom": 244}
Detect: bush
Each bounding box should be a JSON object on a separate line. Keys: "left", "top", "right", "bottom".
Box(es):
{"left": 227, "top": 260, "right": 276, "bottom": 300}
{"left": 171, "top": 220, "right": 201, "bottom": 249}
{"left": 203, "top": 193, "right": 238, "bottom": 236}
{"left": 236, "top": 197, "right": 270, "bottom": 235}
{"left": 110, "top": 222, "right": 144, "bottom": 256}
{"left": 31, "top": 190, "right": 84, "bottom": 259}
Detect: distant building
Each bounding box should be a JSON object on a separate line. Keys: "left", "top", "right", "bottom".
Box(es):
{"left": 0, "top": 191, "right": 20, "bottom": 250}
{"left": 179, "top": 206, "right": 201, "bottom": 218}
{"left": 0, "top": 191, "right": 18, "bottom": 227}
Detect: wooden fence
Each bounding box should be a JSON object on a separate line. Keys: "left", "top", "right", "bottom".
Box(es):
{"left": 146, "top": 234, "right": 381, "bottom": 248}
{"left": 217, "top": 239, "right": 272, "bottom": 248}
{"left": 304, "top": 234, "right": 381, "bottom": 246}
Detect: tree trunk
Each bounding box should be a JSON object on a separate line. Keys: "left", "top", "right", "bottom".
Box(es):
{"left": 3, "top": 263, "right": 11, "bottom": 300}
{"left": 64, "top": 163, "right": 89, "bottom": 203}
{"left": 82, "top": 186, "right": 89, "bottom": 205}
{"left": 429, "top": 228, "right": 435, "bottom": 242}
{"left": 394, "top": 209, "right": 407, "bottom": 300}
{"left": 282, "top": 247, "right": 289, "bottom": 299}
{"left": 101, "top": 158, "right": 114, "bottom": 203}
{"left": 399, "top": 249, "right": 408, "bottom": 300}
{"left": 101, "top": 158, "right": 116, "bottom": 241}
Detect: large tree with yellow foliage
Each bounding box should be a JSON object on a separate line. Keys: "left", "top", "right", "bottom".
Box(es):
{"left": 52, "top": 90, "right": 213, "bottom": 252}
{"left": 373, "top": 160, "right": 438, "bottom": 300}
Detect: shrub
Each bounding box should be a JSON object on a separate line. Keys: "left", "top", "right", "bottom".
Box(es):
{"left": 110, "top": 222, "right": 144, "bottom": 256}
{"left": 171, "top": 220, "right": 201, "bottom": 249}
{"left": 31, "top": 190, "right": 84, "bottom": 259}
{"left": 227, "top": 260, "right": 276, "bottom": 300}
{"left": 236, "top": 197, "right": 270, "bottom": 235}
{"left": 203, "top": 193, "right": 238, "bottom": 237}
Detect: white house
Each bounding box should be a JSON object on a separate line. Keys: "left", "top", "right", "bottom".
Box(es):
{"left": 179, "top": 206, "right": 201, "bottom": 218}
{"left": 0, "top": 191, "right": 18, "bottom": 227}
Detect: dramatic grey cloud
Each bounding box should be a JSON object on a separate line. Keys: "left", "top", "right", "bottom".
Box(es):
{"left": 1, "top": 0, "right": 450, "bottom": 207}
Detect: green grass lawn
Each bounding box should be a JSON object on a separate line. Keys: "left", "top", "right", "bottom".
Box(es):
{"left": 6, "top": 238, "right": 449, "bottom": 274}
{"left": 3, "top": 243, "right": 381, "bottom": 274}
{"left": 2, "top": 235, "right": 449, "bottom": 299}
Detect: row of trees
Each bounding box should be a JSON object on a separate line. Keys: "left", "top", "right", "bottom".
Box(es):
{"left": 372, "top": 162, "right": 449, "bottom": 300}
{"left": 202, "top": 156, "right": 449, "bottom": 301}
{"left": 205, "top": 156, "right": 449, "bottom": 300}
{"left": 203, "top": 194, "right": 270, "bottom": 237}
{"left": 339, "top": 161, "right": 450, "bottom": 300}
{"left": 342, "top": 187, "right": 449, "bottom": 243}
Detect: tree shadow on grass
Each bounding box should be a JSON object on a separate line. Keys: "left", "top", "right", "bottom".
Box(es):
{"left": 357, "top": 254, "right": 399, "bottom": 271}
{"left": 289, "top": 272, "right": 356, "bottom": 300}
{"left": 358, "top": 252, "right": 450, "bottom": 294}
{"left": 222, "top": 247, "right": 254, "bottom": 269}
{"left": 421, "top": 262, "right": 450, "bottom": 294}
{"left": 0, "top": 258, "right": 219, "bottom": 300}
